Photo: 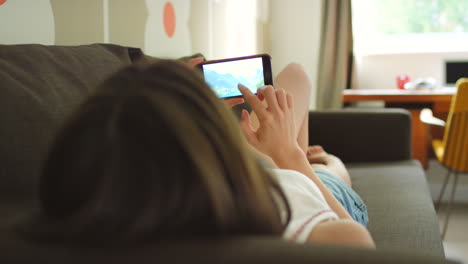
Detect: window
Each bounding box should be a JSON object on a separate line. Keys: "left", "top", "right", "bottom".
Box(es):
{"left": 352, "top": 0, "right": 468, "bottom": 55}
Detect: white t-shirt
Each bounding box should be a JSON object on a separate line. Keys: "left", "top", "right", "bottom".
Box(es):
{"left": 270, "top": 168, "right": 339, "bottom": 243}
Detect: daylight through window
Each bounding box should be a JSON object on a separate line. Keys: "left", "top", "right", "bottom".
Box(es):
{"left": 352, "top": 0, "right": 468, "bottom": 55}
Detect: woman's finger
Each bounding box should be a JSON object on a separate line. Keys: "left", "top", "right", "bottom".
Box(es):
{"left": 224, "top": 97, "right": 245, "bottom": 108}
{"left": 286, "top": 93, "right": 293, "bottom": 109}
{"left": 261, "top": 86, "right": 280, "bottom": 113}
{"left": 187, "top": 57, "right": 204, "bottom": 67}
{"left": 276, "top": 89, "right": 287, "bottom": 110}
{"left": 256, "top": 86, "right": 265, "bottom": 101}
{"left": 238, "top": 84, "right": 268, "bottom": 118}
{"left": 239, "top": 109, "right": 258, "bottom": 146}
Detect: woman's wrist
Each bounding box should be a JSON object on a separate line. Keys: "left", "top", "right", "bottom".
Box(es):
{"left": 271, "top": 146, "right": 308, "bottom": 170}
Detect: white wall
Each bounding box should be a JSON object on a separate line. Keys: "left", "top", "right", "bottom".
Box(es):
{"left": 357, "top": 52, "right": 468, "bottom": 90}
{"left": 190, "top": 0, "right": 259, "bottom": 60}
{"left": 269, "top": 0, "right": 322, "bottom": 109}
{"left": 189, "top": 0, "right": 214, "bottom": 59}
{"left": 0, "top": 0, "right": 55, "bottom": 44}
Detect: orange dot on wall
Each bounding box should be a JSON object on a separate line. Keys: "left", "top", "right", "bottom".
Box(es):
{"left": 163, "top": 1, "right": 176, "bottom": 38}
{"left": 0, "top": 0, "right": 7, "bottom": 6}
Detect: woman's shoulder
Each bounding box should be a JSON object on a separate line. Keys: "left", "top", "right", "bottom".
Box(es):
{"left": 270, "top": 168, "right": 314, "bottom": 184}
{"left": 270, "top": 169, "right": 339, "bottom": 243}
{"left": 270, "top": 168, "right": 310, "bottom": 180}
{"left": 269, "top": 168, "right": 322, "bottom": 197}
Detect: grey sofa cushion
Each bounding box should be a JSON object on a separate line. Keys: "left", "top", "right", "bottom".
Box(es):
{"left": 0, "top": 44, "right": 142, "bottom": 206}
{"left": 348, "top": 160, "right": 444, "bottom": 256}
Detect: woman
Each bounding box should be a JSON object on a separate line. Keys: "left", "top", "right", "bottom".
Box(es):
{"left": 27, "top": 59, "right": 374, "bottom": 248}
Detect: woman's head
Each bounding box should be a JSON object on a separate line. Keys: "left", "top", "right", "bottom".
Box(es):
{"left": 37, "top": 60, "right": 289, "bottom": 243}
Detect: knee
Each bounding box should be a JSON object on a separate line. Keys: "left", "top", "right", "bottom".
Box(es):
{"left": 278, "top": 63, "right": 311, "bottom": 84}
{"left": 274, "top": 62, "right": 312, "bottom": 101}
{"left": 275, "top": 62, "right": 311, "bottom": 88}
{"left": 282, "top": 63, "right": 306, "bottom": 76}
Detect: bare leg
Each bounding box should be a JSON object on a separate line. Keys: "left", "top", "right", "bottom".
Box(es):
{"left": 250, "top": 63, "right": 312, "bottom": 153}
{"left": 246, "top": 64, "right": 352, "bottom": 187}
{"left": 307, "top": 145, "right": 352, "bottom": 187}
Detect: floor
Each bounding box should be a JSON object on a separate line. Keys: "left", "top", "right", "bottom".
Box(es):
{"left": 440, "top": 204, "right": 468, "bottom": 263}
{"left": 425, "top": 159, "right": 468, "bottom": 263}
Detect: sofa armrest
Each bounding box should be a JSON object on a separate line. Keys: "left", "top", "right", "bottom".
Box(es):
{"left": 308, "top": 108, "right": 412, "bottom": 163}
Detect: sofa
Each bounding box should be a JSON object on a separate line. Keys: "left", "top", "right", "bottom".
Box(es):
{"left": 0, "top": 44, "right": 455, "bottom": 263}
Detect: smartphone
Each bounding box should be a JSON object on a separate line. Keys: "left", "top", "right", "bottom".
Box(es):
{"left": 197, "top": 54, "right": 273, "bottom": 98}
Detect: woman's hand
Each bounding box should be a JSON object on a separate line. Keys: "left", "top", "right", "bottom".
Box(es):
{"left": 238, "top": 84, "right": 302, "bottom": 166}
{"left": 224, "top": 97, "right": 245, "bottom": 108}
{"left": 239, "top": 84, "right": 356, "bottom": 221}
{"left": 187, "top": 56, "right": 204, "bottom": 67}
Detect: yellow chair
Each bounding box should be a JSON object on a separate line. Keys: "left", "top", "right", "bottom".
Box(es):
{"left": 420, "top": 78, "right": 468, "bottom": 239}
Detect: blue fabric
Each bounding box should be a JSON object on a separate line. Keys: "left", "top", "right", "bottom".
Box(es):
{"left": 315, "top": 169, "right": 369, "bottom": 226}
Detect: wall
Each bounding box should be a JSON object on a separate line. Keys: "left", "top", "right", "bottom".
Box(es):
{"left": 51, "top": 0, "right": 104, "bottom": 45}
{"left": 0, "top": 0, "right": 192, "bottom": 58}
{"left": 190, "top": 0, "right": 262, "bottom": 60}
{"left": 189, "top": 0, "right": 211, "bottom": 58}
{"left": 269, "top": 0, "right": 322, "bottom": 109}
{"left": 357, "top": 52, "right": 468, "bottom": 90}
{"left": 0, "top": 0, "right": 55, "bottom": 44}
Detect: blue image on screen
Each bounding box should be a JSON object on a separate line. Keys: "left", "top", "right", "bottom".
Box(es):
{"left": 202, "top": 57, "right": 264, "bottom": 98}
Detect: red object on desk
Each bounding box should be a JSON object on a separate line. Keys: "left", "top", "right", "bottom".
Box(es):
{"left": 396, "top": 75, "right": 411, "bottom": 89}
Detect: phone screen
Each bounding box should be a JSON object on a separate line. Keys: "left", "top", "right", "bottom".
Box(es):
{"left": 199, "top": 55, "right": 272, "bottom": 98}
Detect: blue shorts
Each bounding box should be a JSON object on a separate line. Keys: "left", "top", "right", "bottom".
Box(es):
{"left": 314, "top": 169, "right": 369, "bottom": 226}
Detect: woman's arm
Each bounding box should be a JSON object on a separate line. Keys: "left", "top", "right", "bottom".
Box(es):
{"left": 273, "top": 148, "right": 354, "bottom": 221}
{"left": 308, "top": 219, "right": 375, "bottom": 249}
{"left": 237, "top": 84, "right": 352, "bottom": 220}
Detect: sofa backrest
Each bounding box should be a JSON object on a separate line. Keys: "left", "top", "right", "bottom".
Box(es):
{"left": 308, "top": 109, "right": 412, "bottom": 163}
{"left": 0, "top": 44, "right": 142, "bottom": 213}
{"left": 0, "top": 228, "right": 457, "bottom": 264}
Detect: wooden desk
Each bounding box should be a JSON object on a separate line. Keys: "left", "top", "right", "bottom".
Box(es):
{"left": 342, "top": 88, "right": 456, "bottom": 168}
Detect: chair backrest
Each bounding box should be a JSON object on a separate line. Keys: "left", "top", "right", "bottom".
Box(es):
{"left": 442, "top": 78, "right": 468, "bottom": 172}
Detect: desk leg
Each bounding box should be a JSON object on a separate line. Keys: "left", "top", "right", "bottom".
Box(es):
{"left": 409, "top": 109, "right": 429, "bottom": 169}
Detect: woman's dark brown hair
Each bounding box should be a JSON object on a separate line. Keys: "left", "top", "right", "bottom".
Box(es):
{"left": 34, "top": 60, "right": 290, "bottom": 244}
